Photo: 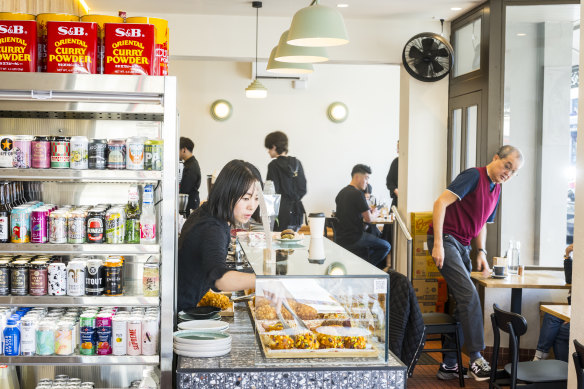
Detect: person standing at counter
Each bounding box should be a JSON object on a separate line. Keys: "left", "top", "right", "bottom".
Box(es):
{"left": 428, "top": 145, "right": 524, "bottom": 381}
{"left": 264, "top": 131, "right": 307, "bottom": 231}
{"left": 386, "top": 140, "right": 399, "bottom": 208}
{"left": 177, "top": 159, "right": 259, "bottom": 312}
{"left": 179, "top": 137, "right": 202, "bottom": 213}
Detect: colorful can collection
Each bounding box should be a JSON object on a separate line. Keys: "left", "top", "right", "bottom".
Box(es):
{"left": 0, "top": 12, "right": 169, "bottom": 75}
{"left": 34, "top": 376, "right": 95, "bottom": 388}
{"left": 1, "top": 306, "right": 159, "bottom": 357}
{"left": 0, "top": 135, "right": 163, "bottom": 171}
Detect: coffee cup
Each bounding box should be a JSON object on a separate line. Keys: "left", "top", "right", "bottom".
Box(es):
{"left": 493, "top": 265, "right": 506, "bottom": 277}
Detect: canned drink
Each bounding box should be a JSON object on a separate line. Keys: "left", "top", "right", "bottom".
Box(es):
{"left": 112, "top": 316, "right": 127, "bottom": 355}
{"left": 29, "top": 260, "right": 48, "bottom": 296}
{"left": 11, "top": 207, "right": 30, "bottom": 243}
{"left": 104, "top": 256, "right": 123, "bottom": 296}
{"left": 0, "top": 258, "right": 10, "bottom": 295}
{"left": 141, "top": 316, "right": 158, "bottom": 355}
{"left": 20, "top": 318, "right": 36, "bottom": 356}
{"left": 10, "top": 259, "right": 29, "bottom": 295}
{"left": 31, "top": 136, "right": 52, "bottom": 169}
{"left": 49, "top": 210, "right": 68, "bottom": 243}
{"left": 13, "top": 135, "right": 33, "bottom": 168}
{"left": 126, "top": 317, "right": 142, "bottom": 355}
{"left": 96, "top": 313, "right": 112, "bottom": 355}
{"left": 36, "top": 13, "right": 79, "bottom": 72}
{"left": 48, "top": 262, "right": 67, "bottom": 295}
{"left": 144, "top": 139, "right": 163, "bottom": 171}
{"left": 86, "top": 208, "right": 105, "bottom": 244}
{"left": 66, "top": 259, "right": 85, "bottom": 296}
{"left": 80, "top": 15, "right": 123, "bottom": 74}
{"left": 105, "top": 207, "right": 125, "bottom": 243}
{"left": 126, "top": 137, "right": 145, "bottom": 170}
{"left": 0, "top": 135, "right": 14, "bottom": 168}
{"left": 88, "top": 139, "right": 107, "bottom": 169}
{"left": 35, "top": 321, "right": 55, "bottom": 355}
{"left": 55, "top": 321, "right": 73, "bottom": 355}
{"left": 70, "top": 136, "right": 89, "bottom": 169}
{"left": 51, "top": 136, "right": 70, "bottom": 169}
{"left": 142, "top": 262, "right": 159, "bottom": 297}
{"left": 79, "top": 313, "right": 96, "bottom": 355}
{"left": 31, "top": 208, "right": 49, "bottom": 243}
{"left": 85, "top": 259, "right": 104, "bottom": 296}
{"left": 107, "top": 139, "right": 126, "bottom": 169}
{"left": 68, "top": 209, "right": 86, "bottom": 244}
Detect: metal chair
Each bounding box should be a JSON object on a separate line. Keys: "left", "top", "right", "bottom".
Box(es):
{"left": 573, "top": 339, "right": 584, "bottom": 389}
{"left": 418, "top": 312, "right": 465, "bottom": 387}
{"left": 490, "top": 304, "right": 568, "bottom": 389}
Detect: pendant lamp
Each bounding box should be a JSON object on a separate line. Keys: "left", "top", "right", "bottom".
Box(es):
{"left": 287, "top": 0, "right": 349, "bottom": 47}
{"left": 267, "top": 47, "right": 314, "bottom": 74}
{"left": 246, "top": 1, "right": 267, "bottom": 98}
{"left": 275, "top": 30, "right": 328, "bottom": 63}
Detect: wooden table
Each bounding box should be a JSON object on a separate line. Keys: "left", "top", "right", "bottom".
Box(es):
{"left": 372, "top": 217, "right": 393, "bottom": 225}
{"left": 541, "top": 304, "right": 571, "bottom": 322}
{"left": 471, "top": 270, "right": 570, "bottom": 314}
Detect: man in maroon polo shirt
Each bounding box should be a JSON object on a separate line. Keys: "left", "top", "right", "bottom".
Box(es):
{"left": 427, "top": 145, "right": 524, "bottom": 382}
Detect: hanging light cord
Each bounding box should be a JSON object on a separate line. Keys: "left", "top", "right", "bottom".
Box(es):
{"left": 255, "top": 5, "right": 259, "bottom": 80}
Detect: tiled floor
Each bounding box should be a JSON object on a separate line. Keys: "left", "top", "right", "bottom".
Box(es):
{"left": 407, "top": 341, "right": 490, "bottom": 389}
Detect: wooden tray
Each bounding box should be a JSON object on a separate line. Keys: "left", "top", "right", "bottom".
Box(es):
{"left": 248, "top": 301, "right": 378, "bottom": 359}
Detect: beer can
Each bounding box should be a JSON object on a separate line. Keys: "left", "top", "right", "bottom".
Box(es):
{"left": 88, "top": 138, "right": 107, "bottom": 169}
{"left": 104, "top": 256, "right": 123, "bottom": 296}
{"left": 79, "top": 313, "right": 96, "bottom": 355}
{"left": 66, "top": 259, "right": 85, "bottom": 296}
{"left": 96, "top": 313, "right": 112, "bottom": 355}
{"left": 126, "top": 137, "right": 145, "bottom": 170}
{"left": 0, "top": 258, "right": 10, "bottom": 296}
{"left": 11, "top": 207, "right": 30, "bottom": 243}
{"left": 35, "top": 321, "right": 55, "bottom": 356}
{"left": 49, "top": 209, "right": 68, "bottom": 243}
{"left": 10, "top": 259, "right": 29, "bottom": 295}
{"left": 70, "top": 136, "right": 89, "bottom": 169}
{"left": 31, "top": 208, "right": 49, "bottom": 243}
{"left": 112, "top": 316, "right": 127, "bottom": 355}
{"left": 68, "top": 209, "right": 86, "bottom": 244}
{"left": 0, "top": 135, "right": 14, "bottom": 167}
{"left": 55, "top": 321, "right": 73, "bottom": 355}
{"left": 85, "top": 259, "right": 104, "bottom": 296}
{"left": 144, "top": 139, "right": 163, "bottom": 171}
{"left": 126, "top": 316, "right": 142, "bottom": 355}
{"left": 107, "top": 139, "right": 126, "bottom": 170}
{"left": 141, "top": 316, "right": 158, "bottom": 355}
{"left": 105, "top": 207, "right": 125, "bottom": 243}
{"left": 21, "top": 318, "right": 36, "bottom": 356}
{"left": 29, "top": 260, "right": 48, "bottom": 296}
{"left": 50, "top": 136, "right": 70, "bottom": 169}
{"left": 48, "top": 262, "right": 67, "bottom": 296}
{"left": 13, "top": 135, "right": 33, "bottom": 168}
{"left": 31, "top": 136, "right": 52, "bottom": 169}
{"left": 86, "top": 208, "right": 105, "bottom": 244}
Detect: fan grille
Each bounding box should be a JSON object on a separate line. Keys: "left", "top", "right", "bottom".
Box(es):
{"left": 402, "top": 33, "right": 453, "bottom": 82}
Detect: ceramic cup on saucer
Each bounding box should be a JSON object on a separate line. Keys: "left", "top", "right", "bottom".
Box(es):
{"left": 493, "top": 265, "right": 506, "bottom": 277}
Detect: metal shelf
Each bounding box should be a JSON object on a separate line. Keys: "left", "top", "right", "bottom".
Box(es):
{"left": 0, "top": 168, "right": 162, "bottom": 182}
{"left": 2, "top": 355, "right": 159, "bottom": 366}
{"left": 0, "top": 243, "right": 160, "bottom": 255}
{"left": 0, "top": 295, "right": 159, "bottom": 307}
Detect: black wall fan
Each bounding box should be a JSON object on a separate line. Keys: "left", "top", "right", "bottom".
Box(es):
{"left": 402, "top": 32, "right": 454, "bottom": 82}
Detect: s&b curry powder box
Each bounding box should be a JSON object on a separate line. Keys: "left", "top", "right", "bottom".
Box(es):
{"left": 104, "top": 23, "right": 155, "bottom": 75}
{"left": 0, "top": 20, "right": 36, "bottom": 72}
{"left": 46, "top": 21, "right": 98, "bottom": 74}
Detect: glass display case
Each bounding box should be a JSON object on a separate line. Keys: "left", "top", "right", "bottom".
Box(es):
{"left": 240, "top": 233, "right": 389, "bottom": 364}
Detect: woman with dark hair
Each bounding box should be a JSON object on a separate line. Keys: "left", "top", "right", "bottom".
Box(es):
{"left": 177, "top": 159, "right": 259, "bottom": 312}
{"left": 264, "top": 131, "right": 307, "bottom": 231}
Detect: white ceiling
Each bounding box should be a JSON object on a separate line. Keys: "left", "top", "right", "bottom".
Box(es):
{"left": 87, "top": 0, "right": 484, "bottom": 21}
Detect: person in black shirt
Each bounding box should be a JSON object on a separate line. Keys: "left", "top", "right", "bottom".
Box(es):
{"left": 265, "top": 131, "right": 307, "bottom": 231}
{"left": 335, "top": 164, "right": 391, "bottom": 266}
{"left": 179, "top": 137, "right": 202, "bottom": 213}
{"left": 177, "top": 160, "right": 259, "bottom": 312}
{"left": 386, "top": 140, "right": 399, "bottom": 208}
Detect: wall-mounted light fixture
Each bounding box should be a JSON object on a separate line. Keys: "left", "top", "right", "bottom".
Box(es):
{"left": 210, "top": 100, "right": 232, "bottom": 121}
{"left": 327, "top": 102, "right": 348, "bottom": 123}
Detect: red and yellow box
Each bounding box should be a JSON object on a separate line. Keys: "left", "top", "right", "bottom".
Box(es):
{"left": 104, "top": 23, "right": 155, "bottom": 75}
{"left": 80, "top": 15, "right": 123, "bottom": 74}
{"left": 411, "top": 212, "right": 433, "bottom": 236}
{"left": 46, "top": 21, "right": 98, "bottom": 74}
{"left": 36, "top": 13, "right": 79, "bottom": 72}
{"left": 126, "top": 17, "right": 168, "bottom": 75}
{"left": 0, "top": 20, "right": 36, "bottom": 72}
{"left": 0, "top": 12, "right": 35, "bottom": 21}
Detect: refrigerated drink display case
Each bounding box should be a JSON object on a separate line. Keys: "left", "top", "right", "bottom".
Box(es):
{"left": 0, "top": 73, "right": 177, "bottom": 388}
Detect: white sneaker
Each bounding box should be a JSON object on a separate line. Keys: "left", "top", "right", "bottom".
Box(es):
{"left": 469, "top": 356, "right": 491, "bottom": 381}
{"left": 533, "top": 350, "right": 549, "bottom": 361}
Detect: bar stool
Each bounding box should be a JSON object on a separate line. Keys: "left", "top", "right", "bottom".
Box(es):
{"left": 573, "top": 339, "right": 584, "bottom": 389}
{"left": 419, "top": 312, "right": 465, "bottom": 387}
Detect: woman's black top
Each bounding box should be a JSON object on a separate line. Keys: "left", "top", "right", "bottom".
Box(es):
{"left": 177, "top": 202, "right": 230, "bottom": 312}
{"left": 266, "top": 155, "right": 307, "bottom": 230}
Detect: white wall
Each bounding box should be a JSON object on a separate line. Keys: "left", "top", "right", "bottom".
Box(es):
{"left": 172, "top": 59, "right": 400, "bottom": 215}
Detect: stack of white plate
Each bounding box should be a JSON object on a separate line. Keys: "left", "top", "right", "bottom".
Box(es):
{"left": 173, "top": 330, "right": 232, "bottom": 357}
{"left": 177, "top": 319, "right": 229, "bottom": 332}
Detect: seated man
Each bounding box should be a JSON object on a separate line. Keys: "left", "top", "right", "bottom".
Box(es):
{"left": 533, "top": 244, "right": 573, "bottom": 362}
{"left": 334, "top": 164, "right": 390, "bottom": 266}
